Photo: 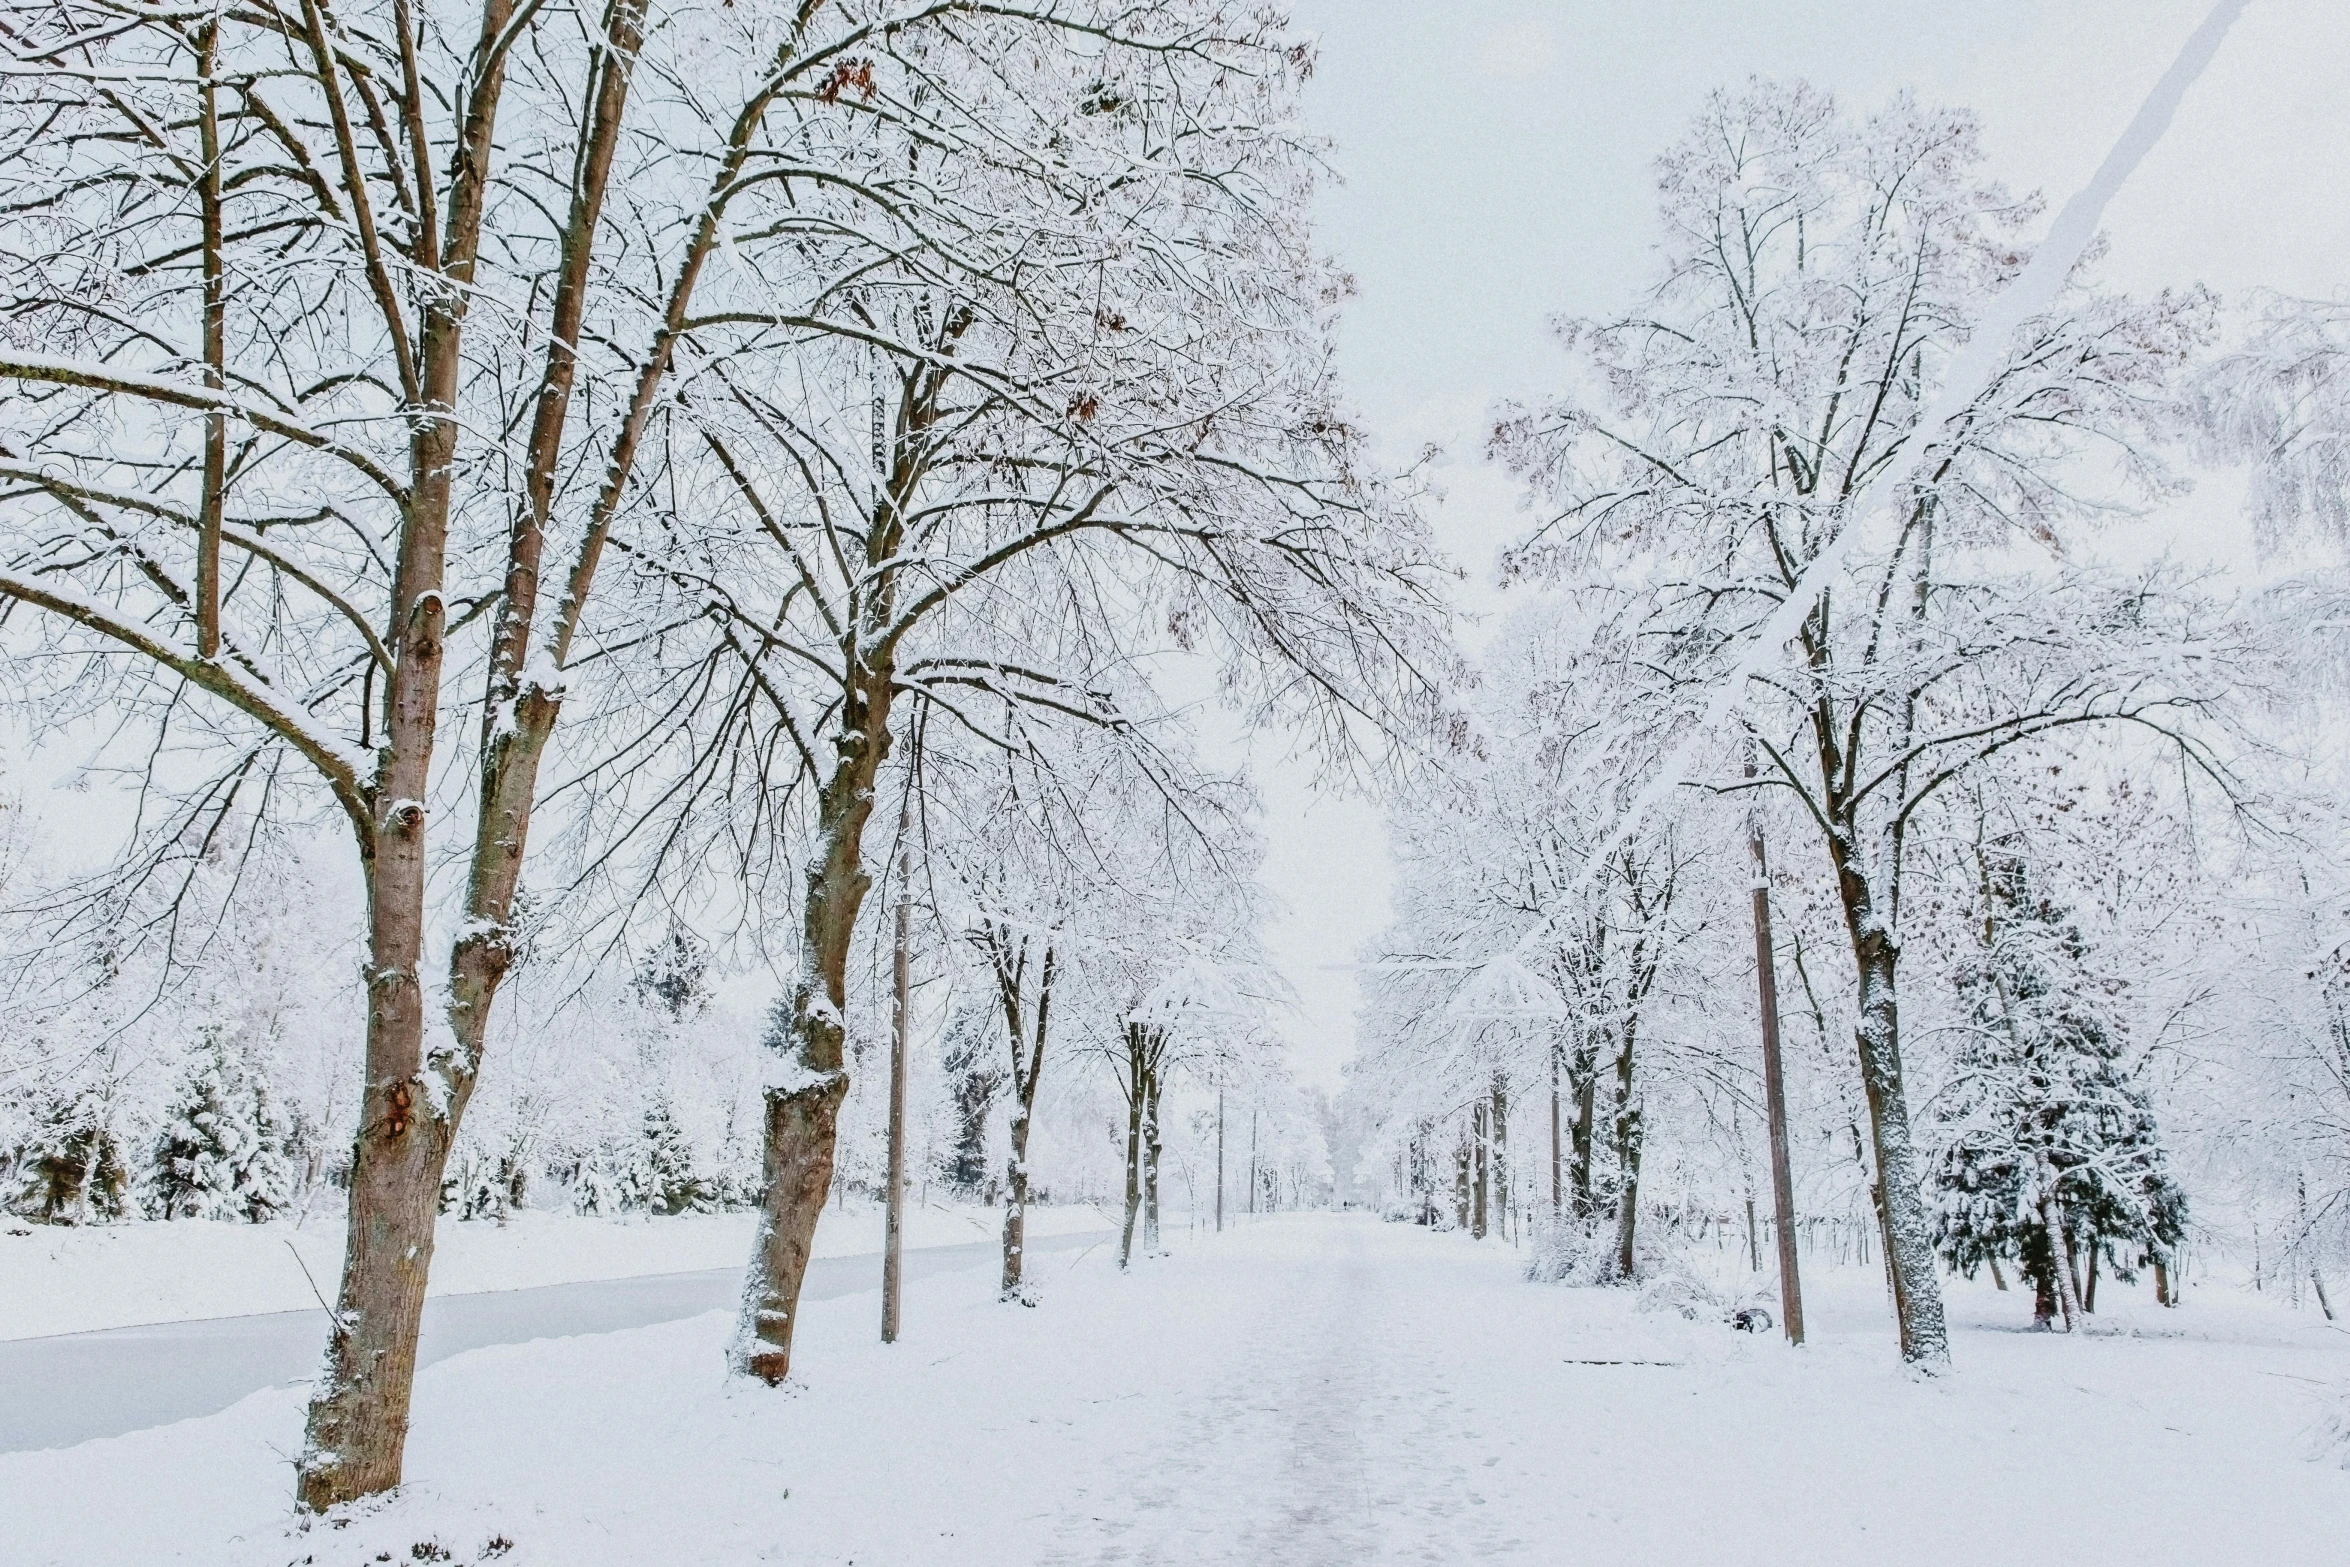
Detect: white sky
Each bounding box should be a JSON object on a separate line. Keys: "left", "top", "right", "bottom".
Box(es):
{"left": 1253, "top": 0, "right": 2350, "bottom": 1088}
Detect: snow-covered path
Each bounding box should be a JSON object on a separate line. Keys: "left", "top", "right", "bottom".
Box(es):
{"left": 4, "top": 1213, "right": 2346, "bottom": 1566}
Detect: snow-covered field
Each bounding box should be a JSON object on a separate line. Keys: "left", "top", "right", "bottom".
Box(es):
{"left": 4, "top": 1212, "right": 2343, "bottom": 1566}
{"left": 0, "top": 1200, "right": 1109, "bottom": 1341}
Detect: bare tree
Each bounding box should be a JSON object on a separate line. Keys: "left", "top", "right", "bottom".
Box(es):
{"left": 564, "top": 8, "right": 1442, "bottom": 1381}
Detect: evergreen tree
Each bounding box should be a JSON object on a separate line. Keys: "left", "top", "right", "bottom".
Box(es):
{"left": 149, "top": 1028, "right": 294, "bottom": 1222}
{"left": 8, "top": 1089, "right": 130, "bottom": 1225}
{"left": 632, "top": 926, "right": 712, "bottom": 1022}
{"left": 632, "top": 1097, "right": 717, "bottom": 1216}
{"left": 1932, "top": 851, "right": 2187, "bottom": 1327}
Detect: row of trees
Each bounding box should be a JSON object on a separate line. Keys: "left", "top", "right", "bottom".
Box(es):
{"left": 0, "top": 0, "right": 1434, "bottom": 1511}
{"left": 1352, "top": 81, "right": 2347, "bottom": 1358}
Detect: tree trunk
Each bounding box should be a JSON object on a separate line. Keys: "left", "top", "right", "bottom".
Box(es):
{"left": 1143, "top": 1066, "right": 1162, "bottom": 1253}
{"left": 2036, "top": 1163, "right": 2084, "bottom": 1333}
{"left": 736, "top": 695, "right": 889, "bottom": 1381}
{"left": 2152, "top": 1255, "right": 2171, "bottom": 1307}
{"left": 1569, "top": 1038, "right": 1598, "bottom": 1220}
{"left": 1119, "top": 1030, "right": 1144, "bottom": 1270}
{"left": 1002, "top": 1091, "right": 1036, "bottom": 1295}
{"left": 1612, "top": 1027, "right": 1642, "bottom": 1279}
{"left": 998, "top": 947, "right": 1053, "bottom": 1297}
{"left": 2082, "top": 1234, "right": 2099, "bottom": 1314}
{"left": 1471, "top": 1100, "right": 1489, "bottom": 1239}
{"left": 1453, "top": 1123, "right": 1470, "bottom": 1230}
{"left": 882, "top": 830, "right": 911, "bottom": 1345}
{"left": 296, "top": 515, "right": 452, "bottom": 1509}
{"left": 1846, "top": 927, "right": 1951, "bottom": 1366}
{"left": 1490, "top": 1075, "right": 1509, "bottom": 1243}
{"left": 2032, "top": 1262, "right": 2058, "bottom": 1329}
{"left": 1989, "top": 1257, "right": 2009, "bottom": 1292}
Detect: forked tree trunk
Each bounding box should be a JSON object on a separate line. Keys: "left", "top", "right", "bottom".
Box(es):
{"left": 300, "top": 0, "right": 666, "bottom": 1500}
{"left": 999, "top": 949, "right": 1054, "bottom": 1296}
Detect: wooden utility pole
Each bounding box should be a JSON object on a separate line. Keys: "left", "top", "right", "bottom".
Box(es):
{"left": 1215, "top": 1085, "right": 1226, "bottom": 1233}
{"left": 1747, "top": 751, "right": 1806, "bottom": 1346}
{"left": 1249, "top": 1107, "right": 1259, "bottom": 1216}
{"left": 1549, "top": 1042, "right": 1563, "bottom": 1214}
{"left": 881, "top": 818, "right": 912, "bottom": 1344}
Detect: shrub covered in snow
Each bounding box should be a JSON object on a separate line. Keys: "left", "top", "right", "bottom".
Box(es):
{"left": 148, "top": 1028, "right": 295, "bottom": 1223}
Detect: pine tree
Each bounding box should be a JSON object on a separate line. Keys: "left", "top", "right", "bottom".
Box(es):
{"left": 9, "top": 1089, "right": 130, "bottom": 1225}
{"left": 632, "top": 1097, "right": 717, "bottom": 1216}
{"left": 150, "top": 1028, "right": 294, "bottom": 1222}
{"left": 1932, "top": 851, "right": 2187, "bottom": 1327}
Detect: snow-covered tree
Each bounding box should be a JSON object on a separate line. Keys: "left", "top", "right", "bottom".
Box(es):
{"left": 1493, "top": 80, "right": 2232, "bottom": 1366}
{"left": 148, "top": 1025, "right": 295, "bottom": 1223}
{"left": 1931, "top": 847, "right": 2187, "bottom": 1329}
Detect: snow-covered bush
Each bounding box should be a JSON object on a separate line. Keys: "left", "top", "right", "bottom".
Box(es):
{"left": 6, "top": 1087, "right": 130, "bottom": 1225}
{"left": 147, "top": 1027, "right": 295, "bottom": 1223}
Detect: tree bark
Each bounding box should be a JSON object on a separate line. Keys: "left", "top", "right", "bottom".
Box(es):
{"left": 1845, "top": 924, "right": 1951, "bottom": 1366}
{"left": 1569, "top": 1036, "right": 1598, "bottom": 1220}
{"left": 1119, "top": 1026, "right": 1145, "bottom": 1269}
{"left": 1491, "top": 1074, "right": 1510, "bottom": 1243}
{"left": 1612, "top": 1025, "right": 1643, "bottom": 1279}
{"left": 1471, "top": 1100, "right": 1489, "bottom": 1240}
{"left": 998, "top": 947, "right": 1053, "bottom": 1296}
{"left": 1453, "top": 1122, "right": 1470, "bottom": 1230}
{"left": 2036, "top": 1158, "right": 2084, "bottom": 1334}
{"left": 882, "top": 828, "right": 911, "bottom": 1344}
{"left": 735, "top": 691, "right": 889, "bottom": 1380}
{"left": 1143, "top": 1066, "right": 1162, "bottom": 1253}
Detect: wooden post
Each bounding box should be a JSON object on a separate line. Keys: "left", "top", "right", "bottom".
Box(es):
{"left": 1215, "top": 1085, "right": 1225, "bottom": 1233}
{"left": 1549, "top": 1041, "right": 1563, "bottom": 1214}
{"left": 1249, "top": 1107, "right": 1258, "bottom": 1216}
{"left": 1747, "top": 751, "right": 1807, "bottom": 1346}
{"left": 881, "top": 820, "right": 911, "bottom": 1343}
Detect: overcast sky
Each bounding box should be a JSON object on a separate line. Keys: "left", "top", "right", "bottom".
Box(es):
{"left": 1253, "top": 0, "right": 2350, "bottom": 1089}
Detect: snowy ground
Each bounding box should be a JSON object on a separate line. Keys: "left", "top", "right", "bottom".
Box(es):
{"left": 6, "top": 1212, "right": 2346, "bottom": 1566}
{"left": 0, "top": 1199, "right": 1107, "bottom": 1340}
